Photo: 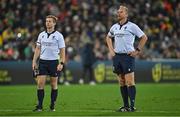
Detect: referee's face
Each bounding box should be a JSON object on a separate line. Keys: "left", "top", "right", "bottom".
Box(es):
{"left": 117, "top": 6, "right": 128, "bottom": 21}
{"left": 46, "top": 18, "right": 56, "bottom": 29}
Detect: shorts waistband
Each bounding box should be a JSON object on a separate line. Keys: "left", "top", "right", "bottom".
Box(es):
{"left": 115, "top": 53, "right": 128, "bottom": 55}
{"left": 39, "top": 59, "right": 58, "bottom": 61}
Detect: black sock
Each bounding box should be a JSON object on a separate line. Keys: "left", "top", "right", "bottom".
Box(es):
{"left": 120, "top": 86, "right": 129, "bottom": 107}
{"left": 128, "top": 86, "right": 136, "bottom": 108}
{"left": 51, "top": 89, "right": 58, "bottom": 105}
{"left": 37, "top": 89, "right": 44, "bottom": 108}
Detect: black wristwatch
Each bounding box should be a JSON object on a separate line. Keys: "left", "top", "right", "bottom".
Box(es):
{"left": 136, "top": 47, "right": 141, "bottom": 52}
{"left": 60, "top": 62, "right": 64, "bottom": 65}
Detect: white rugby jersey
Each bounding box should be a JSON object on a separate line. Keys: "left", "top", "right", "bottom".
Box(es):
{"left": 108, "top": 21, "right": 145, "bottom": 53}
{"left": 36, "top": 31, "right": 65, "bottom": 60}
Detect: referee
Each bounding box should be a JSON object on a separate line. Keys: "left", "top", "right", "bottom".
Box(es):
{"left": 106, "top": 5, "right": 148, "bottom": 112}
{"left": 32, "top": 15, "right": 65, "bottom": 111}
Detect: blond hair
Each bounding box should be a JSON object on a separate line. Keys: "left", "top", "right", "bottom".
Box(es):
{"left": 120, "top": 5, "right": 129, "bottom": 15}
{"left": 46, "top": 15, "right": 58, "bottom": 23}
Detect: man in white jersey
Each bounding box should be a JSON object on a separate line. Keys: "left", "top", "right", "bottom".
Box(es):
{"left": 106, "top": 5, "right": 148, "bottom": 112}
{"left": 32, "top": 15, "right": 65, "bottom": 111}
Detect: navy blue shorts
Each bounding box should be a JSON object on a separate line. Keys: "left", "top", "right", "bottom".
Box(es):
{"left": 38, "top": 59, "right": 59, "bottom": 77}
{"left": 112, "top": 53, "right": 135, "bottom": 75}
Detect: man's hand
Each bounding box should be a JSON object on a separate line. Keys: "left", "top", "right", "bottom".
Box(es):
{"left": 57, "top": 64, "right": 63, "bottom": 71}
{"left": 110, "top": 50, "right": 116, "bottom": 57}
{"left": 128, "top": 50, "right": 139, "bottom": 57}
{"left": 32, "top": 61, "right": 38, "bottom": 70}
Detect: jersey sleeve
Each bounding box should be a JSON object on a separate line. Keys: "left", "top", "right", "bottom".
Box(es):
{"left": 107, "top": 26, "right": 115, "bottom": 38}
{"left": 58, "top": 33, "right": 65, "bottom": 49}
{"left": 131, "top": 24, "right": 145, "bottom": 38}
{"left": 36, "top": 33, "right": 41, "bottom": 46}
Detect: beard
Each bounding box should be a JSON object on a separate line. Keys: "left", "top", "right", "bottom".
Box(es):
{"left": 117, "top": 16, "right": 122, "bottom": 20}
{"left": 46, "top": 25, "right": 52, "bottom": 29}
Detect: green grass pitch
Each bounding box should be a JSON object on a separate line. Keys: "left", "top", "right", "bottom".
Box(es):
{"left": 0, "top": 83, "right": 180, "bottom": 116}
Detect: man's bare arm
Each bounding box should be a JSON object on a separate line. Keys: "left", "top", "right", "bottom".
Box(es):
{"left": 106, "top": 35, "right": 115, "bottom": 57}
{"left": 32, "top": 46, "right": 40, "bottom": 70}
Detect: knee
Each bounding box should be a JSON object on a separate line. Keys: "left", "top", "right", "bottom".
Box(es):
{"left": 126, "top": 80, "right": 135, "bottom": 86}
{"left": 120, "top": 80, "right": 125, "bottom": 86}
{"left": 125, "top": 73, "right": 135, "bottom": 86}
{"left": 118, "top": 77, "right": 126, "bottom": 86}
{"left": 51, "top": 81, "right": 58, "bottom": 89}
{"left": 37, "top": 81, "right": 45, "bottom": 89}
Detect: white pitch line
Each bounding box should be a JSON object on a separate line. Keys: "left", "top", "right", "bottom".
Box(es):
{"left": 0, "top": 109, "right": 30, "bottom": 112}
{"left": 137, "top": 110, "right": 180, "bottom": 113}
{"left": 0, "top": 109, "right": 179, "bottom": 113}
{"left": 0, "top": 109, "right": 113, "bottom": 112}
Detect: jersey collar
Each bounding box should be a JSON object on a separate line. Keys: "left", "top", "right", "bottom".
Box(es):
{"left": 118, "top": 19, "right": 128, "bottom": 29}
{"left": 46, "top": 30, "right": 56, "bottom": 38}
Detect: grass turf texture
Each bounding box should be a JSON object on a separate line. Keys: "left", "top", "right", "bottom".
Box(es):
{"left": 0, "top": 83, "right": 180, "bottom": 116}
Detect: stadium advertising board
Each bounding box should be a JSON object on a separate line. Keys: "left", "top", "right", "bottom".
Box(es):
{"left": 0, "top": 61, "right": 33, "bottom": 84}
{"left": 0, "top": 60, "right": 180, "bottom": 84}
{"left": 152, "top": 61, "right": 180, "bottom": 82}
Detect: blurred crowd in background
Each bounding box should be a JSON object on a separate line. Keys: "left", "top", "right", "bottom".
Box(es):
{"left": 0, "top": 0, "right": 180, "bottom": 62}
